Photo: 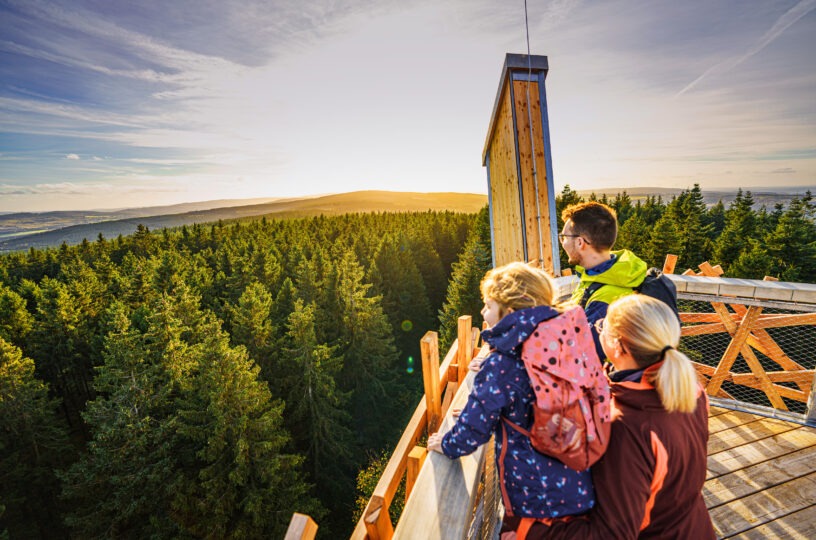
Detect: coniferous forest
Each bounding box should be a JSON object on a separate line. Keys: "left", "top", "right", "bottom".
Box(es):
{"left": 1, "top": 185, "right": 814, "bottom": 539}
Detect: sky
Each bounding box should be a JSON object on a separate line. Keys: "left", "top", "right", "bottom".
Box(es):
{"left": 1, "top": 0, "right": 815, "bottom": 212}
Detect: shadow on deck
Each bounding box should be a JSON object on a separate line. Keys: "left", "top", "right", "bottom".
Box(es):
{"left": 706, "top": 404, "right": 816, "bottom": 539}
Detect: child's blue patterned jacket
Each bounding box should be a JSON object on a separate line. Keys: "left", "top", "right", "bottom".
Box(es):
{"left": 440, "top": 305, "right": 595, "bottom": 518}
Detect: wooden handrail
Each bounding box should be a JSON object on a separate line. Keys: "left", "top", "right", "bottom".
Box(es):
{"left": 393, "top": 360, "right": 488, "bottom": 539}
{"left": 350, "top": 317, "right": 480, "bottom": 539}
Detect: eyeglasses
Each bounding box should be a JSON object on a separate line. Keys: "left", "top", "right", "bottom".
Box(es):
{"left": 558, "top": 233, "right": 590, "bottom": 244}
{"left": 558, "top": 233, "right": 580, "bottom": 241}
{"left": 593, "top": 318, "right": 605, "bottom": 334}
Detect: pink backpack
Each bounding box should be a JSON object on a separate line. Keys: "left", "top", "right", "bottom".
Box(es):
{"left": 504, "top": 307, "right": 611, "bottom": 471}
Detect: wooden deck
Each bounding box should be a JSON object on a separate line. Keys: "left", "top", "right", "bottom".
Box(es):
{"left": 706, "top": 406, "right": 816, "bottom": 539}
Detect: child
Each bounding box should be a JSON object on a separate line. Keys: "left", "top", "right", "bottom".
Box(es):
{"left": 428, "top": 262, "right": 597, "bottom": 537}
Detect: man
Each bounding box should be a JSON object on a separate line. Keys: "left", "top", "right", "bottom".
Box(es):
{"left": 559, "top": 202, "right": 647, "bottom": 359}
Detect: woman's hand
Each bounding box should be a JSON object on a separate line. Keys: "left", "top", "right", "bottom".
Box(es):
{"left": 427, "top": 432, "right": 445, "bottom": 454}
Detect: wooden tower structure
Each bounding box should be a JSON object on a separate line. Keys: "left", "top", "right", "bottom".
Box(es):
{"left": 483, "top": 53, "right": 560, "bottom": 276}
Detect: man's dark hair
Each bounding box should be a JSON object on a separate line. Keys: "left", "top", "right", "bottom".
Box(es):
{"left": 562, "top": 202, "right": 618, "bottom": 250}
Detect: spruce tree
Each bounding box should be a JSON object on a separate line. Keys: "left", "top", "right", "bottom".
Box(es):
{"left": 0, "top": 338, "right": 72, "bottom": 538}
{"left": 644, "top": 212, "right": 682, "bottom": 268}
{"left": 438, "top": 207, "right": 492, "bottom": 351}
{"left": 764, "top": 194, "right": 816, "bottom": 282}
{"left": 0, "top": 285, "right": 33, "bottom": 347}
{"left": 332, "top": 250, "right": 403, "bottom": 450}
{"left": 61, "top": 290, "right": 318, "bottom": 538}
{"left": 714, "top": 189, "right": 756, "bottom": 270}
{"left": 368, "top": 234, "right": 432, "bottom": 386}
{"left": 615, "top": 213, "right": 650, "bottom": 253}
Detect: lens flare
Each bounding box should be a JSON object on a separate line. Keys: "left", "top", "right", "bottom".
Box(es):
{"left": 401, "top": 320, "right": 413, "bottom": 332}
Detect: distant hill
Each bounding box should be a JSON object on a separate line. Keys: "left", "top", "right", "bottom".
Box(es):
{"left": 0, "top": 191, "right": 488, "bottom": 252}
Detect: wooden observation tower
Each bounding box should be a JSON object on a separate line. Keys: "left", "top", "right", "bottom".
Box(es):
{"left": 483, "top": 53, "right": 560, "bottom": 275}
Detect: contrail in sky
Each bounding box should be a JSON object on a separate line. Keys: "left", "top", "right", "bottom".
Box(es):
{"left": 676, "top": 0, "right": 816, "bottom": 97}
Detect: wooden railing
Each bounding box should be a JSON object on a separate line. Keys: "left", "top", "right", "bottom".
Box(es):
{"left": 349, "top": 316, "right": 484, "bottom": 540}
{"left": 285, "top": 261, "right": 816, "bottom": 539}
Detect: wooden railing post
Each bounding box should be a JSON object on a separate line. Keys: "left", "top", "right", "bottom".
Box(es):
{"left": 662, "top": 253, "right": 678, "bottom": 274}
{"left": 284, "top": 513, "right": 318, "bottom": 540}
{"left": 406, "top": 445, "right": 428, "bottom": 499}
{"left": 457, "top": 315, "right": 473, "bottom": 384}
{"left": 421, "top": 331, "right": 442, "bottom": 433}
{"left": 364, "top": 495, "right": 394, "bottom": 540}
{"left": 807, "top": 376, "right": 816, "bottom": 425}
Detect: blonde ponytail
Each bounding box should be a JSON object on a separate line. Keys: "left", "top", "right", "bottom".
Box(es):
{"left": 606, "top": 295, "right": 698, "bottom": 413}
{"left": 651, "top": 348, "right": 699, "bottom": 413}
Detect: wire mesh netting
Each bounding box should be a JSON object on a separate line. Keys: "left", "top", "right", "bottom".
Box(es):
{"left": 678, "top": 294, "right": 816, "bottom": 416}
{"left": 465, "top": 436, "right": 501, "bottom": 540}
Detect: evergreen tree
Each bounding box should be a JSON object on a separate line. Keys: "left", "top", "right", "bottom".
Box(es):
{"left": 729, "top": 239, "right": 771, "bottom": 279}
{"left": 0, "top": 338, "right": 72, "bottom": 538}
{"left": 61, "top": 291, "right": 318, "bottom": 538}
{"left": 764, "top": 194, "right": 816, "bottom": 282}
{"left": 705, "top": 200, "right": 726, "bottom": 240}
{"left": 28, "top": 278, "right": 95, "bottom": 431}
{"left": 644, "top": 212, "right": 682, "bottom": 268}
{"left": 172, "top": 317, "right": 322, "bottom": 538}
{"left": 438, "top": 208, "right": 492, "bottom": 351}
{"left": 368, "top": 234, "right": 432, "bottom": 385}
{"left": 611, "top": 191, "right": 634, "bottom": 225}
{"left": 227, "top": 281, "right": 276, "bottom": 378}
{"left": 615, "top": 213, "right": 651, "bottom": 253}
{"left": 0, "top": 285, "right": 33, "bottom": 347}
{"left": 332, "top": 250, "right": 403, "bottom": 450}
{"left": 675, "top": 184, "right": 712, "bottom": 267}
{"left": 714, "top": 189, "right": 756, "bottom": 270}
{"left": 282, "top": 300, "right": 354, "bottom": 536}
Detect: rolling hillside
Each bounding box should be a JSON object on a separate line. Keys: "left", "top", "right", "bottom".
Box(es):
{"left": 0, "top": 191, "right": 488, "bottom": 252}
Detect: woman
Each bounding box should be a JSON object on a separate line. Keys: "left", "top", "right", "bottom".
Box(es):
{"left": 541, "top": 294, "right": 715, "bottom": 539}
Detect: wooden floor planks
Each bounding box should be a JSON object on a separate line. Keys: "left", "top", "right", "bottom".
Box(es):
{"left": 706, "top": 406, "right": 816, "bottom": 539}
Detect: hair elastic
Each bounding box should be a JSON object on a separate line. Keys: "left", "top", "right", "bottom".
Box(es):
{"left": 660, "top": 345, "right": 674, "bottom": 359}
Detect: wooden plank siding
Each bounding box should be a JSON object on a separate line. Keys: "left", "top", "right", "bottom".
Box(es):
{"left": 486, "top": 85, "right": 526, "bottom": 267}
{"left": 512, "top": 78, "right": 555, "bottom": 272}
{"left": 705, "top": 406, "right": 816, "bottom": 539}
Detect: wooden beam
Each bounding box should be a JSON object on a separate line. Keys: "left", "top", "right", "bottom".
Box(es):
{"left": 728, "top": 374, "right": 807, "bottom": 402}
{"left": 364, "top": 496, "right": 394, "bottom": 540}
{"left": 284, "top": 513, "right": 318, "bottom": 540}
{"left": 808, "top": 374, "right": 816, "bottom": 425}
{"left": 706, "top": 306, "right": 763, "bottom": 397}
{"left": 421, "top": 331, "right": 442, "bottom": 433}
{"left": 662, "top": 253, "right": 678, "bottom": 274}
{"left": 406, "top": 446, "right": 428, "bottom": 500}
{"left": 441, "top": 381, "right": 458, "bottom": 418}
{"left": 457, "top": 316, "right": 473, "bottom": 384}
{"left": 753, "top": 312, "right": 816, "bottom": 329}
{"left": 681, "top": 322, "right": 728, "bottom": 336}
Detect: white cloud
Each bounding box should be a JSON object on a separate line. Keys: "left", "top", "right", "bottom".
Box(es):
{"left": 65, "top": 153, "right": 80, "bottom": 160}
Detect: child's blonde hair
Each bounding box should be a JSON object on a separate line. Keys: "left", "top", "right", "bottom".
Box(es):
{"left": 480, "top": 262, "right": 557, "bottom": 319}
{"left": 605, "top": 294, "right": 698, "bottom": 413}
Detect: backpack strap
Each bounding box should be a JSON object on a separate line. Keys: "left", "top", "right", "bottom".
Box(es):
{"left": 501, "top": 416, "right": 530, "bottom": 438}
{"left": 579, "top": 281, "right": 605, "bottom": 308}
